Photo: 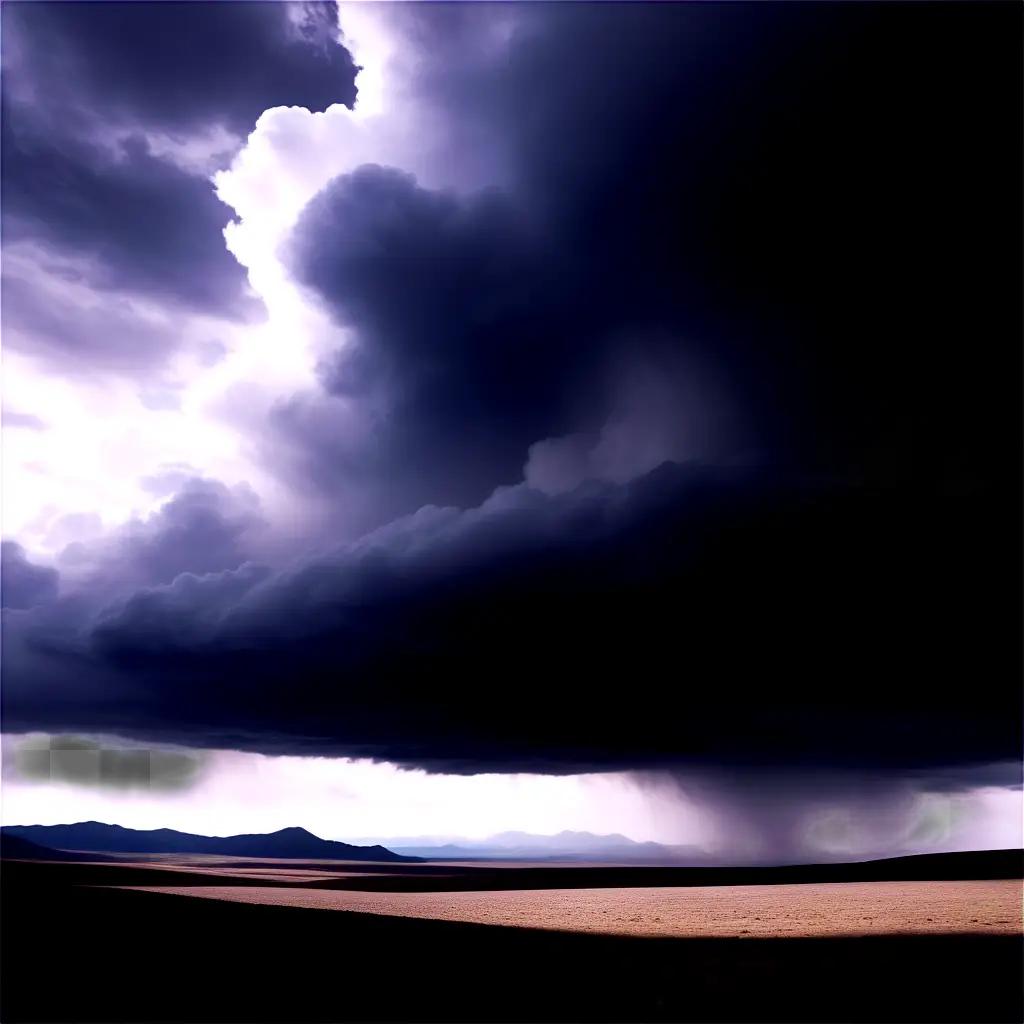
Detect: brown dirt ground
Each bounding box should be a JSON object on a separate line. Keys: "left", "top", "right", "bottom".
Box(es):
{"left": 117, "top": 878, "right": 1023, "bottom": 939}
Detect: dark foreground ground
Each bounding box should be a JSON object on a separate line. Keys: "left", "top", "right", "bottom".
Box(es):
{"left": 3, "top": 860, "right": 1021, "bottom": 1023}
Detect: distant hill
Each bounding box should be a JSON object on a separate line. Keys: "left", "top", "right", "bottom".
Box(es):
{"left": 1, "top": 822, "right": 419, "bottom": 862}
{"left": 347, "top": 829, "right": 708, "bottom": 863}
{"left": 1, "top": 833, "right": 119, "bottom": 863}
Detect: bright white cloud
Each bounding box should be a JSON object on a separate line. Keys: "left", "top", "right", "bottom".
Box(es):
{"left": 3, "top": 1, "right": 525, "bottom": 560}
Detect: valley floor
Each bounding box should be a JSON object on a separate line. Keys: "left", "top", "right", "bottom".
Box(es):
{"left": 117, "top": 877, "right": 1020, "bottom": 939}
{"left": 3, "top": 857, "right": 1021, "bottom": 1022}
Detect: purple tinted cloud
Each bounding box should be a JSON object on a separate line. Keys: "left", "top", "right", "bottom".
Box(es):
{"left": 2, "top": 464, "right": 1018, "bottom": 775}
{"left": 1, "top": 1, "right": 357, "bottom": 374}
{"left": 1, "top": 542, "right": 59, "bottom": 610}
{"left": 0, "top": 2, "right": 1018, "bottom": 797}
{"left": 2, "top": 410, "right": 46, "bottom": 431}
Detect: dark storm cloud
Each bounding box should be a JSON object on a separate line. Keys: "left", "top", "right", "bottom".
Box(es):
{"left": 0, "top": 1, "right": 356, "bottom": 344}
{"left": 1, "top": 542, "right": 59, "bottom": 610}
{"left": 3, "top": 464, "right": 1019, "bottom": 773}
{"left": 1, "top": 1, "right": 356, "bottom": 138}
{"left": 284, "top": 2, "right": 1019, "bottom": 519}
{"left": 1, "top": 3, "right": 1018, "bottom": 786}
{"left": 1, "top": 133, "right": 251, "bottom": 321}
{"left": 282, "top": 158, "right": 741, "bottom": 523}
{"left": 285, "top": 163, "right": 612, "bottom": 515}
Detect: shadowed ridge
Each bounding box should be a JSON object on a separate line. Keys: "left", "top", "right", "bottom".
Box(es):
{"left": 0, "top": 821, "right": 421, "bottom": 862}
{"left": 0, "top": 833, "right": 119, "bottom": 862}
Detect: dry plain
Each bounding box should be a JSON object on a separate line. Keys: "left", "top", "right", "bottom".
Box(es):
{"left": 4, "top": 851, "right": 1022, "bottom": 1022}
{"left": 119, "top": 877, "right": 1021, "bottom": 938}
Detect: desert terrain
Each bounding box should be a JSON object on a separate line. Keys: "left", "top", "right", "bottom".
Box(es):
{"left": 3, "top": 853, "right": 1021, "bottom": 1023}
{"left": 119, "top": 878, "right": 1019, "bottom": 939}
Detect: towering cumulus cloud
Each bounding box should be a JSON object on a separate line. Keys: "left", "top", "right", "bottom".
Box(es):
{"left": 1, "top": 1, "right": 356, "bottom": 372}
{"left": 1, "top": 2, "right": 1020, "bottom": 807}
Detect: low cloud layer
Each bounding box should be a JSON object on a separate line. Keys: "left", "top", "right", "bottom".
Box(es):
{"left": 3, "top": 463, "right": 1018, "bottom": 775}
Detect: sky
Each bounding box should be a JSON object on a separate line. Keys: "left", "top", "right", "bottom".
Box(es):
{"left": 1, "top": 1, "right": 1020, "bottom": 861}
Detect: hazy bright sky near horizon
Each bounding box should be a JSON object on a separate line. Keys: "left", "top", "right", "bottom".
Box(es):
{"left": 1, "top": 2, "right": 1020, "bottom": 861}
{"left": 3, "top": 738, "right": 1021, "bottom": 859}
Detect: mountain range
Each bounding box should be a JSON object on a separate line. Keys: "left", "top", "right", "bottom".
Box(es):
{"left": 1, "top": 822, "right": 419, "bottom": 862}
{"left": 0, "top": 833, "right": 120, "bottom": 863}
{"left": 1, "top": 823, "right": 701, "bottom": 863}
{"left": 344, "top": 829, "right": 710, "bottom": 863}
